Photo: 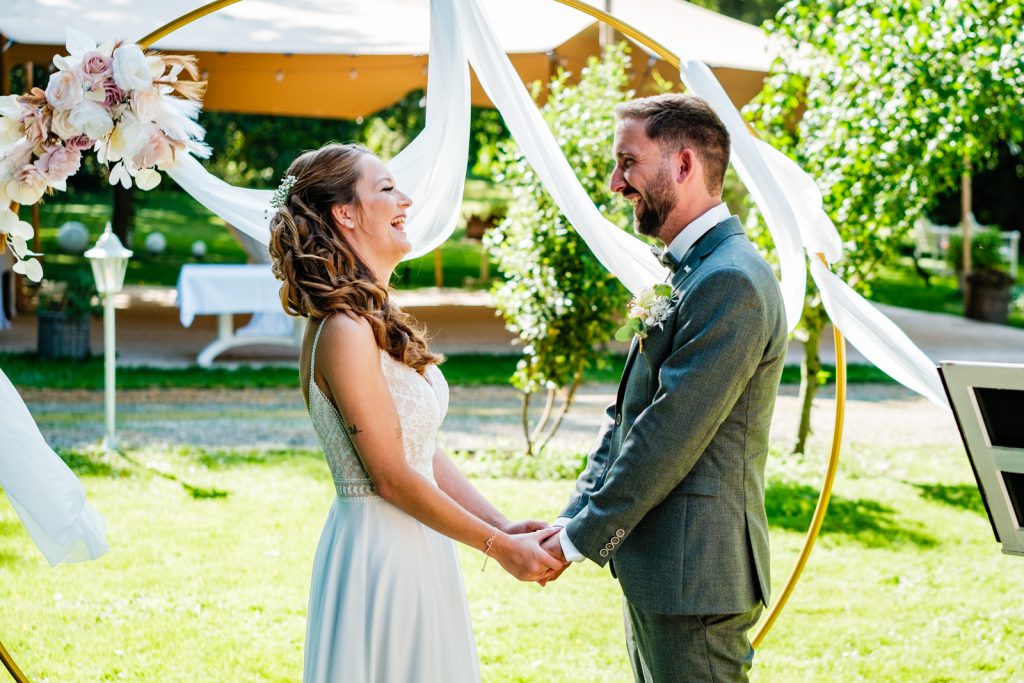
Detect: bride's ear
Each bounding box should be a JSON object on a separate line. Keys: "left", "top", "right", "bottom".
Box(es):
{"left": 331, "top": 204, "right": 356, "bottom": 230}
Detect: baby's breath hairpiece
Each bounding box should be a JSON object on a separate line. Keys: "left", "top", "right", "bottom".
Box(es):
{"left": 267, "top": 175, "right": 298, "bottom": 216}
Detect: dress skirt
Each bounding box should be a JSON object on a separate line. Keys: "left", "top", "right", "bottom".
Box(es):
{"left": 303, "top": 495, "right": 481, "bottom": 682}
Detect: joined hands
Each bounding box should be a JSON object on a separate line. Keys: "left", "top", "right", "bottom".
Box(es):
{"left": 491, "top": 519, "right": 571, "bottom": 584}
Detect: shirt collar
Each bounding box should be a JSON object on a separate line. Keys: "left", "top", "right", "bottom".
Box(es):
{"left": 665, "top": 203, "right": 731, "bottom": 265}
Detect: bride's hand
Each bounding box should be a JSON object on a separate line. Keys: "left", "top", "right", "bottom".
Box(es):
{"left": 500, "top": 518, "right": 549, "bottom": 535}
{"left": 490, "top": 527, "right": 565, "bottom": 581}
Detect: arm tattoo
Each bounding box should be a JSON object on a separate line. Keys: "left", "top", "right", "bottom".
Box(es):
{"left": 347, "top": 424, "right": 362, "bottom": 437}
{"left": 394, "top": 425, "right": 402, "bottom": 440}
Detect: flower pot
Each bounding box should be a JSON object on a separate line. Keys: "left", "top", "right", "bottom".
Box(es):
{"left": 37, "top": 310, "right": 92, "bottom": 360}
{"left": 965, "top": 270, "right": 1013, "bottom": 324}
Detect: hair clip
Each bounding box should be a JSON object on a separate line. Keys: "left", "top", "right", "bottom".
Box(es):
{"left": 269, "top": 175, "right": 298, "bottom": 210}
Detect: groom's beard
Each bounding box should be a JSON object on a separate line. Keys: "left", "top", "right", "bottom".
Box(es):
{"left": 631, "top": 165, "right": 677, "bottom": 238}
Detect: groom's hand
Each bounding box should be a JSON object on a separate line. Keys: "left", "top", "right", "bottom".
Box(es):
{"left": 538, "top": 529, "right": 570, "bottom": 586}
{"left": 501, "top": 519, "right": 549, "bottom": 535}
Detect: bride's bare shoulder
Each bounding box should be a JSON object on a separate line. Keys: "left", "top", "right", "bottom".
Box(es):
{"left": 317, "top": 313, "right": 379, "bottom": 362}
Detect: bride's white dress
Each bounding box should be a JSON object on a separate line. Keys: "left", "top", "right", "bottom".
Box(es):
{"left": 303, "top": 321, "right": 480, "bottom": 682}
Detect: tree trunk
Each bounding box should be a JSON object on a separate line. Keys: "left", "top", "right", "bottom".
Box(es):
{"left": 793, "top": 309, "right": 824, "bottom": 455}
{"left": 960, "top": 161, "right": 972, "bottom": 311}
{"left": 536, "top": 361, "right": 585, "bottom": 453}
{"left": 113, "top": 183, "right": 134, "bottom": 246}
{"left": 520, "top": 391, "right": 534, "bottom": 456}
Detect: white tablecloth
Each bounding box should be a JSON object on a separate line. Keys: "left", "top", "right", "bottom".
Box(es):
{"left": 176, "top": 264, "right": 284, "bottom": 327}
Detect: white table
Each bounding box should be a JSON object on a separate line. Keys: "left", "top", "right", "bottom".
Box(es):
{"left": 176, "top": 264, "right": 303, "bottom": 366}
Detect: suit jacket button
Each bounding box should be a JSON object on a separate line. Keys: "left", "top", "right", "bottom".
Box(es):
{"left": 605, "top": 542, "right": 614, "bottom": 550}
{"left": 614, "top": 413, "right": 622, "bottom": 426}
{"left": 616, "top": 529, "right": 625, "bottom": 538}
{"left": 599, "top": 548, "right": 609, "bottom": 557}
{"left": 611, "top": 537, "right": 620, "bottom": 545}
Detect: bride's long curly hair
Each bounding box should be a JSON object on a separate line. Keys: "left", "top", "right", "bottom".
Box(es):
{"left": 268, "top": 143, "right": 442, "bottom": 373}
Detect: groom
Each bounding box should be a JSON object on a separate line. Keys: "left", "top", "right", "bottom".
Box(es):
{"left": 542, "top": 94, "right": 787, "bottom": 681}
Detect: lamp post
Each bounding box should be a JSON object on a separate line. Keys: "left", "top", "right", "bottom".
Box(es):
{"left": 84, "top": 223, "right": 132, "bottom": 452}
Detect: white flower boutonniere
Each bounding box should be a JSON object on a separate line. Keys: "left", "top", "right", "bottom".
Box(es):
{"left": 615, "top": 283, "right": 675, "bottom": 350}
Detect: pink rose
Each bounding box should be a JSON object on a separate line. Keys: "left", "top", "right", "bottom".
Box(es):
{"left": 80, "top": 51, "right": 113, "bottom": 83}
{"left": 101, "top": 78, "right": 126, "bottom": 107}
{"left": 136, "top": 129, "right": 174, "bottom": 168}
{"left": 65, "top": 134, "right": 94, "bottom": 152}
{"left": 22, "top": 106, "right": 51, "bottom": 147}
{"left": 44, "top": 71, "right": 84, "bottom": 112}
{"left": 35, "top": 145, "right": 82, "bottom": 183}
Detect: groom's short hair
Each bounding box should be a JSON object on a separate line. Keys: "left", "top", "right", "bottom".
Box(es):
{"left": 615, "top": 94, "right": 730, "bottom": 195}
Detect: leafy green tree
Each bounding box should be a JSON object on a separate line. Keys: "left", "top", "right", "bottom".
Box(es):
{"left": 485, "top": 43, "right": 636, "bottom": 455}
{"left": 745, "top": 0, "right": 1024, "bottom": 453}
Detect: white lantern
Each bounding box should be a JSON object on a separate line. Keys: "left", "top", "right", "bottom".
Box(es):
{"left": 84, "top": 223, "right": 133, "bottom": 295}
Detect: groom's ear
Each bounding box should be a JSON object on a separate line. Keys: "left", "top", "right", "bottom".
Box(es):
{"left": 675, "top": 148, "right": 696, "bottom": 185}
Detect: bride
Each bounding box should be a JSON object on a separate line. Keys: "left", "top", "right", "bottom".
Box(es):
{"left": 268, "top": 142, "right": 564, "bottom": 682}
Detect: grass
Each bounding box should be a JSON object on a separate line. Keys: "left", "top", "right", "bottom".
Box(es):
{"left": 1, "top": 435, "right": 1020, "bottom": 681}
{"left": 34, "top": 188, "right": 493, "bottom": 290}
{"left": 867, "top": 258, "right": 1024, "bottom": 329}
{"left": 0, "top": 350, "right": 895, "bottom": 390}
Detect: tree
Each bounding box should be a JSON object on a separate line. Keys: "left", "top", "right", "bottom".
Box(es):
{"left": 485, "top": 43, "right": 636, "bottom": 455}
{"left": 744, "top": 0, "right": 1024, "bottom": 453}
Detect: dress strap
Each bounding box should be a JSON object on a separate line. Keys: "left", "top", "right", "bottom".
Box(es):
{"left": 308, "top": 317, "right": 328, "bottom": 409}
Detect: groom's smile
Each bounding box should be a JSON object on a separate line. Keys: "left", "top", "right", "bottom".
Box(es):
{"left": 610, "top": 118, "right": 679, "bottom": 240}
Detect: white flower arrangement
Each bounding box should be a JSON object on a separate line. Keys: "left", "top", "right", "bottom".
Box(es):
{"left": 0, "top": 28, "right": 210, "bottom": 281}
{"left": 615, "top": 283, "right": 675, "bottom": 349}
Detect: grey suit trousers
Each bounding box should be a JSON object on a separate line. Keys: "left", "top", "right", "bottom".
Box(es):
{"left": 623, "top": 597, "right": 762, "bottom": 682}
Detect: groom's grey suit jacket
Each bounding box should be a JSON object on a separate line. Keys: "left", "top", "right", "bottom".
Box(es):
{"left": 562, "top": 217, "right": 787, "bottom": 616}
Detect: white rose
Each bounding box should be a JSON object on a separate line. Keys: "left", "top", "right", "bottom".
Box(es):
{"left": 130, "top": 87, "right": 161, "bottom": 122}
{"left": 44, "top": 70, "right": 84, "bottom": 111}
{"left": 0, "top": 116, "right": 22, "bottom": 147}
{"left": 6, "top": 165, "right": 48, "bottom": 205}
{"left": 50, "top": 109, "right": 81, "bottom": 140}
{"left": 68, "top": 100, "right": 114, "bottom": 140}
{"left": 112, "top": 44, "right": 153, "bottom": 91}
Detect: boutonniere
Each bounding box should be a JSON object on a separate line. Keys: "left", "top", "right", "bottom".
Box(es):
{"left": 615, "top": 284, "right": 675, "bottom": 350}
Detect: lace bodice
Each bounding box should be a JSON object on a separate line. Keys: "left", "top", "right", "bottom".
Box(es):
{"left": 307, "top": 321, "right": 449, "bottom": 498}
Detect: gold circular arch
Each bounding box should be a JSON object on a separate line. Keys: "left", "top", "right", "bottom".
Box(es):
{"left": 2, "top": 3, "right": 847, "bottom": 680}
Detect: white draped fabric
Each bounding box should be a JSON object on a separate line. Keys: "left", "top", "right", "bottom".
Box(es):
{"left": 0, "top": 370, "right": 108, "bottom": 565}
{"left": 161, "top": 0, "right": 944, "bottom": 405}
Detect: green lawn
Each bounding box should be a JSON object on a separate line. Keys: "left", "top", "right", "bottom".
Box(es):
{"left": 0, "top": 351, "right": 895, "bottom": 390}
{"left": 0, "top": 438, "right": 1019, "bottom": 681}
{"left": 867, "top": 259, "right": 1024, "bottom": 329}
{"left": 34, "top": 188, "right": 493, "bottom": 290}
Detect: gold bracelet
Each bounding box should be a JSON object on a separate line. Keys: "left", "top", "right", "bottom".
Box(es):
{"left": 480, "top": 528, "right": 499, "bottom": 572}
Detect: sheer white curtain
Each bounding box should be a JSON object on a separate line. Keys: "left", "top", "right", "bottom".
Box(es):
{"left": 0, "top": 370, "right": 108, "bottom": 565}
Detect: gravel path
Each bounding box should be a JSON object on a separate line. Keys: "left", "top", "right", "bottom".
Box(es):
{"left": 24, "top": 382, "right": 961, "bottom": 455}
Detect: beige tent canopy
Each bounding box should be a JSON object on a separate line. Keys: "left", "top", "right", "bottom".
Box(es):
{"left": 1, "top": 0, "right": 774, "bottom": 118}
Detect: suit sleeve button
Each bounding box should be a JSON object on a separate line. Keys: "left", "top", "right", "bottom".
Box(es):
{"left": 611, "top": 537, "right": 620, "bottom": 545}
{"left": 616, "top": 529, "right": 625, "bottom": 538}
{"left": 599, "top": 548, "right": 609, "bottom": 557}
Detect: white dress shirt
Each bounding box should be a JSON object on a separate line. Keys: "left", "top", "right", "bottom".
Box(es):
{"left": 555, "top": 203, "right": 732, "bottom": 563}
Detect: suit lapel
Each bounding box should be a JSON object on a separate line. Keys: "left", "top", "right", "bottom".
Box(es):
{"left": 615, "top": 336, "right": 641, "bottom": 412}
{"left": 613, "top": 217, "right": 745, "bottom": 414}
